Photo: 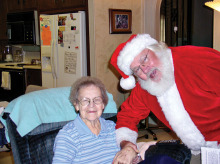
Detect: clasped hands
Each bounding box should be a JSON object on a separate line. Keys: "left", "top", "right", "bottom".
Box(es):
{"left": 112, "top": 141, "right": 141, "bottom": 164}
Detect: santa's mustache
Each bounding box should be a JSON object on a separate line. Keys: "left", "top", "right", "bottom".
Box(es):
{"left": 145, "top": 68, "right": 159, "bottom": 79}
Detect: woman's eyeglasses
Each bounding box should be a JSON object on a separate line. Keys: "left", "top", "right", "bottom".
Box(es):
{"left": 77, "top": 97, "right": 103, "bottom": 106}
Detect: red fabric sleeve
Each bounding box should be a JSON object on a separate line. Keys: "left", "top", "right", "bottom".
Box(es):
{"left": 115, "top": 84, "right": 151, "bottom": 132}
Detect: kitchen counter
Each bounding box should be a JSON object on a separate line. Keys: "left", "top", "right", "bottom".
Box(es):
{"left": 0, "top": 63, "right": 41, "bottom": 70}
{"left": 23, "top": 65, "right": 41, "bottom": 69}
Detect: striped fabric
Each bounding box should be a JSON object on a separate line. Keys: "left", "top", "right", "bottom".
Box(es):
{"left": 52, "top": 114, "right": 120, "bottom": 164}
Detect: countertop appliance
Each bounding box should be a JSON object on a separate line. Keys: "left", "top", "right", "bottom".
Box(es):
{"left": 4, "top": 45, "right": 13, "bottom": 62}
{"left": 40, "top": 11, "right": 87, "bottom": 88}
{"left": 7, "top": 11, "right": 40, "bottom": 45}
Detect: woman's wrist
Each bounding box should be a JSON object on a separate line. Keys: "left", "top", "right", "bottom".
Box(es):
{"left": 120, "top": 140, "right": 138, "bottom": 153}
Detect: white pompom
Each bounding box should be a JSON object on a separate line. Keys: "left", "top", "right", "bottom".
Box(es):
{"left": 120, "top": 76, "right": 136, "bottom": 90}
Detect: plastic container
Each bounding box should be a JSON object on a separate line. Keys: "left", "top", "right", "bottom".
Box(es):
{"left": 5, "top": 45, "right": 13, "bottom": 62}
{"left": 13, "top": 50, "right": 23, "bottom": 62}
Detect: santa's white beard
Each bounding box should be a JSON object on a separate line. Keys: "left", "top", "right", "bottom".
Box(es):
{"left": 139, "top": 49, "right": 175, "bottom": 97}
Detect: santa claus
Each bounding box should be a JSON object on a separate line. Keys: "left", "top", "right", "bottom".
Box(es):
{"left": 110, "top": 34, "right": 220, "bottom": 162}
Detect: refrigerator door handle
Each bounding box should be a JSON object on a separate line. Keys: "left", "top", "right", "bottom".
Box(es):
{"left": 54, "top": 39, "right": 59, "bottom": 79}
{"left": 51, "top": 39, "right": 57, "bottom": 79}
{"left": 52, "top": 15, "right": 59, "bottom": 81}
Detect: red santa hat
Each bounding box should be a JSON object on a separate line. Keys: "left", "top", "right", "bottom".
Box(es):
{"left": 110, "top": 34, "right": 158, "bottom": 90}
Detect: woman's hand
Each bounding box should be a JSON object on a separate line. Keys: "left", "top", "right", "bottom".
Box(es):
{"left": 112, "top": 141, "right": 138, "bottom": 164}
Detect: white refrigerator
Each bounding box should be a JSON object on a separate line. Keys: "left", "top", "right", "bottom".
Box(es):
{"left": 39, "top": 11, "right": 87, "bottom": 88}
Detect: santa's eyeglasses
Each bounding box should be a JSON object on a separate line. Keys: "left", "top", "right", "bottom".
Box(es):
{"left": 132, "top": 50, "right": 150, "bottom": 76}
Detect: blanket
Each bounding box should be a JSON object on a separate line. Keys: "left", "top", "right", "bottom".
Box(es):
{"left": 0, "top": 87, "right": 117, "bottom": 141}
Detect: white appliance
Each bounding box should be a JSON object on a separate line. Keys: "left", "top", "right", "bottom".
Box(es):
{"left": 39, "top": 11, "right": 87, "bottom": 88}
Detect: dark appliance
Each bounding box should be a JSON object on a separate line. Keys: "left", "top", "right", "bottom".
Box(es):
{"left": 0, "top": 69, "right": 26, "bottom": 101}
{"left": 7, "top": 11, "right": 40, "bottom": 45}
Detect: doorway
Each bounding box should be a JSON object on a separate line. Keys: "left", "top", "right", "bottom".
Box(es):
{"left": 160, "top": 0, "right": 192, "bottom": 46}
{"left": 160, "top": 0, "right": 213, "bottom": 47}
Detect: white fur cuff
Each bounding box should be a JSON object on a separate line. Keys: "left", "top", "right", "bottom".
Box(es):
{"left": 115, "top": 127, "right": 138, "bottom": 147}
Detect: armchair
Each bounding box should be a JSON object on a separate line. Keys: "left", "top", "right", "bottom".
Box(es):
{"left": 3, "top": 85, "right": 117, "bottom": 164}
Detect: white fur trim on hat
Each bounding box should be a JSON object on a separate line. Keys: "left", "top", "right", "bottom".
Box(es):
{"left": 117, "top": 34, "right": 158, "bottom": 76}
{"left": 115, "top": 127, "right": 138, "bottom": 147}
{"left": 120, "top": 75, "right": 136, "bottom": 90}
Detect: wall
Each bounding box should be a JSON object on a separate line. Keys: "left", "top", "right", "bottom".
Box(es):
{"left": 88, "top": 0, "right": 145, "bottom": 107}
{"left": 214, "top": 11, "right": 220, "bottom": 51}
{"left": 143, "top": 0, "right": 162, "bottom": 40}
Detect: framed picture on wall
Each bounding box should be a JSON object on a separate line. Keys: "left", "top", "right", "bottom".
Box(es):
{"left": 109, "top": 9, "right": 132, "bottom": 34}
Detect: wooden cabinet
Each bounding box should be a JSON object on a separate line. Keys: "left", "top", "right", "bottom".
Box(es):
{"left": 0, "top": 41, "right": 8, "bottom": 61}
{"left": 25, "top": 69, "right": 42, "bottom": 87}
{"left": 37, "top": 0, "right": 57, "bottom": 11}
{"left": 7, "top": 0, "right": 37, "bottom": 13}
{"left": 0, "top": 0, "right": 8, "bottom": 40}
{"left": 38, "top": 0, "right": 87, "bottom": 12}
{"left": 0, "top": 0, "right": 8, "bottom": 61}
{"left": 61, "top": 0, "right": 86, "bottom": 9}
{"left": 0, "top": 21, "right": 7, "bottom": 41}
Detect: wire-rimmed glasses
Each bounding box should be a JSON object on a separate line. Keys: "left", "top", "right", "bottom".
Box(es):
{"left": 131, "top": 49, "right": 150, "bottom": 76}
{"left": 77, "top": 97, "right": 103, "bottom": 106}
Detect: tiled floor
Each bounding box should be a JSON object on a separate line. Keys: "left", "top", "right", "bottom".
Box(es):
{"left": 137, "top": 127, "right": 179, "bottom": 143}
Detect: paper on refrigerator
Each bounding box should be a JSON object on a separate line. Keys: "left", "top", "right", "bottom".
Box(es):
{"left": 64, "top": 51, "right": 77, "bottom": 74}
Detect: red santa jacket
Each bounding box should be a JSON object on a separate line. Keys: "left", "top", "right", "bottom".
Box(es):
{"left": 116, "top": 46, "right": 220, "bottom": 151}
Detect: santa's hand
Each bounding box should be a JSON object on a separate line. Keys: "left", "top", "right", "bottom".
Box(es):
{"left": 112, "top": 146, "right": 137, "bottom": 164}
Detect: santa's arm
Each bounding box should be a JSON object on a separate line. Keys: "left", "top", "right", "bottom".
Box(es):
{"left": 115, "top": 84, "right": 150, "bottom": 146}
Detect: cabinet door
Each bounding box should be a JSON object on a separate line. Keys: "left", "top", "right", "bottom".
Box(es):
{"left": 0, "top": 41, "right": 8, "bottom": 61}
{"left": 38, "top": 0, "right": 59, "bottom": 11}
{"left": 0, "top": 22, "right": 7, "bottom": 41}
{"left": 10, "top": 70, "right": 26, "bottom": 100}
{"left": 61, "top": 0, "right": 86, "bottom": 9}
{"left": 0, "top": 70, "right": 25, "bottom": 101}
{"left": 0, "top": 0, "right": 8, "bottom": 40}
{"left": 25, "top": 69, "right": 42, "bottom": 86}
{"left": 22, "top": 0, "right": 37, "bottom": 11}
{"left": 38, "top": 0, "right": 87, "bottom": 11}
{"left": 7, "top": 0, "right": 22, "bottom": 12}
{"left": 8, "top": 0, "right": 37, "bottom": 13}
{"left": 0, "top": 0, "right": 7, "bottom": 21}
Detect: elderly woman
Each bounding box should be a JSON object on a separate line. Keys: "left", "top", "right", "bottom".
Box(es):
{"left": 52, "top": 76, "right": 121, "bottom": 163}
